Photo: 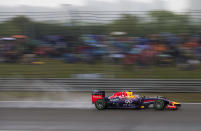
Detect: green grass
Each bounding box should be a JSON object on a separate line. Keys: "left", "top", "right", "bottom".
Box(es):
{"left": 0, "top": 59, "right": 201, "bottom": 78}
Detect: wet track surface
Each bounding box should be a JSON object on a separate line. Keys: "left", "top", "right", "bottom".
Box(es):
{"left": 0, "top": 104, "right": 201, "bottom": 131}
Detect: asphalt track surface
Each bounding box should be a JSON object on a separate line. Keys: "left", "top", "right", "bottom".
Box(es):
{"left": 0, "top": 104, "right": 201, "bottom": 131}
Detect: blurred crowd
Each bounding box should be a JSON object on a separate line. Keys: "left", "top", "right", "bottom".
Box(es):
{"left": 78, "top": 33, "right": 201, "bottom": 69}
{"left": 0, "top": 33, "right": 201, "bottom": 69}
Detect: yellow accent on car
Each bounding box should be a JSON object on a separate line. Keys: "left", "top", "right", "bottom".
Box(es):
{"left": 172, "top": 102, "right": 180, "bottom": 105}
{"left": 141, "top": 106, "right": 145, "bottom": 109}
{"left": 126, "top": 92, "right": 135, "bottom": 98}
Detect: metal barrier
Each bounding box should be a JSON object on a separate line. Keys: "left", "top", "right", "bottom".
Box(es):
{"left": 0, "top": 78, "right": 201, "bottom": 92}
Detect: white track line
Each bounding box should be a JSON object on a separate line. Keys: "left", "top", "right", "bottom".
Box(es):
{"left": 181, "top": 103, "right": 201, "bottom": 104}
{"left": 0, "top": 101, "right": 93, "bottom": 108}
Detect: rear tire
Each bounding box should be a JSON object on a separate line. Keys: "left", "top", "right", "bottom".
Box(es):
{"left": 95, "top": 99, "right": 106, "bottom": 110}
{"left": 154, "top": 100, "right": 165, "bottom": 110}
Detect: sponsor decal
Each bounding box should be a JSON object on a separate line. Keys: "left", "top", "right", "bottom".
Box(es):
{"left": 125, "top": 99, "right": 133, "bottom": 104}
{"left": 92, "top": 95, "right": 103, "bottom": 99}
{"left": 143, "top": 99, "right": 155, "bottom": 103}
{"left": 110, "top": 98, "right": 120, "bottom": 102}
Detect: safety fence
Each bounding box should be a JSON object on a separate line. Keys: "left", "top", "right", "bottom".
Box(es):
{"left": 0, "top": 78, "right": 200, "bottom": 92}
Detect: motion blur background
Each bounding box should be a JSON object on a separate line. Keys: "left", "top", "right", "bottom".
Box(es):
{"left": 0, "top": 0, "right": 200, "bottom": 79}
{"left": 0, "top": 1, "right": 201, "bottom": 131}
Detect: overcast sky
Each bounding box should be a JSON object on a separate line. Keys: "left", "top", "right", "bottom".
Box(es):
{"left": 0, "top": 0, "right": 189, "bottom": 11}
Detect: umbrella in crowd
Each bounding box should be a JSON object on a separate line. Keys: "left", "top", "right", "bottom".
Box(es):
{"left": 12, "top": 35, "right": 27, "bottom": 39}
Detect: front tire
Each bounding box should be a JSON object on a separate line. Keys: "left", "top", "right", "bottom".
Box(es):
{"left": 154, "top": 100, "right": 165, "bottom": 110}
{"left": 175, "top": 104, "right": 181, "bottom": 110}
{"left": 95, "top": 99, "right": 106, "bottom": 110}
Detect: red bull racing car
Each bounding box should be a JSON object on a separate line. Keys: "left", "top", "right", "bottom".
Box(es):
{"left": 92, "top": 90, "right": 181, "bottom": 110}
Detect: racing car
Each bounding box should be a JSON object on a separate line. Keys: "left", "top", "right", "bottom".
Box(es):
{"left": 92, "top": 90, "right": 181, "bottom": 110}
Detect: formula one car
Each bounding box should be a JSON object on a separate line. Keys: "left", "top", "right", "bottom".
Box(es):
{"left": 92, "top": 90, "right": 181, "bottom": 110}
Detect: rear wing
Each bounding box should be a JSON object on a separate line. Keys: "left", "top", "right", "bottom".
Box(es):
{"left": 92, "top": 90, "right": 105, "bottom": 104}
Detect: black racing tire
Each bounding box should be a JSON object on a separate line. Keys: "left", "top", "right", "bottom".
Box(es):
{"left": 144, "top": 104, "right": 149, "bottom": 109}
{"left": 175, "top": 104, "right": 181, "bottom": 110}
{"left": 154, "top": 100, "right": 165, "bottom": 110}
{"left": 95, "top": 99, "right": 106, "bottom": 110}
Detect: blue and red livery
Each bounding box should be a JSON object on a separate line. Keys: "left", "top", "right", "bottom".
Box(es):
{"left": 92, "top": 90, "right": 181, "bottom": 110}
